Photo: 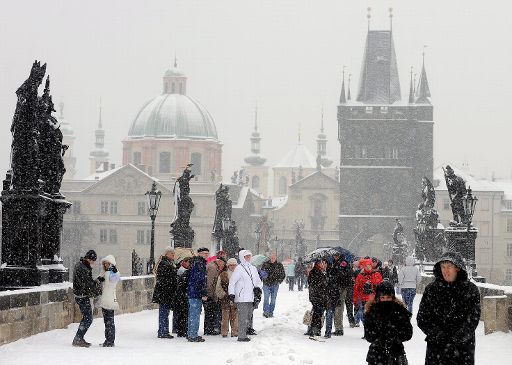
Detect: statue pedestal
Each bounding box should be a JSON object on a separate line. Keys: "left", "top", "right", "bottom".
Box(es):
{"left": 0, "top": 266, "right": 49, "bottom": 287}
{"left": 444, "top": 226, "right": 478, "bottom": 261}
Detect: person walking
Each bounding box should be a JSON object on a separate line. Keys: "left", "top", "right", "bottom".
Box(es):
{"left": 72, "top": 250, "right": 101, "bottom": 347}
{"left": 204, "top": 256, "right": 225, "bottom": 335}
{"left": 364, "top": 281, "right": 413, "bottom": 365}
{"left": 174, "top": 256, "right": 191, "bottom": 337}
{"left": 97, "top": 255, "right": 120, "bottom": 347}
{"left": 353, "top": 258, "right": 383, "bottom": 338}
{"left": 417, "top": 251, "right": 480, "bottom": 365}
{"left": 228, "top": 249, "right": 263, "bottom": 342}
{"left": 152, "top": 246, "right": 177, "bottom": 339}
{"left": 216, "top": 258, "right": 238, "bottom": 338}
{"left": 353, "top": 260, "right": 363, "bottom": 327}
{"left": 307, "top": 259, "right": 328, "bottom": 337}
{"left": 286, "top": 260, "right": 296, "bottom": 291}
{"left": 260, "top": 253, "right": 286, "bottom": 318}
{"left": 187, "top": 247, "right": 209, "bottom": 342}
{"left": 333, "top": 254, "right": 356, "bottom": 334}
{"left": 398, "top": 256, "right": 421, "bottom": 313}
{"left": 295, "top": 257, "right": 306, "bottom": 291}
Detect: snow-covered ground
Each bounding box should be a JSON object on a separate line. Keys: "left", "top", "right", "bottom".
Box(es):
{"left": 1, "top": 284, "right": 511, "bottom": 365}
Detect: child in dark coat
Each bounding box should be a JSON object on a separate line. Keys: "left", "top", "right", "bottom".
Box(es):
{"left": 364, "top": 281, "right": 412, "bottom": 365}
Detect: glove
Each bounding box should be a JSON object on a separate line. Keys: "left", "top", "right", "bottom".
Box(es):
{"left": 110, "top": 265, "right": 118, "bottom": 273}
{"left": 97, "top": 276, "right": 105, "bottom": 282}
{"left": 228, "top": 294, "right": 235, "bottom": 302}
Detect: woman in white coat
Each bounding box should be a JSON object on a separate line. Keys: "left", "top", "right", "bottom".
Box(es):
{"left": 228, "top": 250, "right": 263, "bottom": 342}
{"left": 98, "top": 255, "right": 121, "bottom": 347}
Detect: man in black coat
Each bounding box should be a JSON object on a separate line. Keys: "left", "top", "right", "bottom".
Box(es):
{"left": 295, "top": 257, "right": 306, "bottom": 291}
{"left": 417, "top": 251, "right": 480, "bottom": 365}
{"left": 152, "top": 247, "right": 177, "bottom": 339}
{"left": 307, "top": 260, "right": 328, "bottom": 337}
{"left": 72, "top": 250, "right": 101, "bottom": 347}
{"left": 174, "top": 257, "right": 191, "bottom": 337}
{"left": 261, "top": 253, "right": 286, "bottom": 318}
{"left": 330, "top": 253, "right": 356, "bottom": 334}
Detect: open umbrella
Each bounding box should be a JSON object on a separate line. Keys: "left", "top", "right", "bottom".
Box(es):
{"left": 330, "top": 246, "right": 355, "bottom": 263}
{"left": 251, "top": 254, "right": 269, "bottom": 267}
{"left": 304, "top": 247, "right": 332, "bottom": 263}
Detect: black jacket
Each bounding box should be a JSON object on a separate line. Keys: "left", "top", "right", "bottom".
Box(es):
{"left": 294, "top": 261, "right": 306, "bottom": 276}
{"left": 308, "top": 267, "right": 327, "bottom": 308}
{"left": 152, "top": 256, "right": 178, "bottom": 307}
{"left": 417, "top": 253, "right": 480, "bottom": 365}
{"left": 73, "top": 259, "right": 101, "bottom": 297}
{"left": 175, "top": 267, "right": 190, "bottom": 309}
{"left": 261, "top": 261, "right": 286, "bottom": 287}
{"left": 364, "top": 299, "right": 413, "bottom": 365}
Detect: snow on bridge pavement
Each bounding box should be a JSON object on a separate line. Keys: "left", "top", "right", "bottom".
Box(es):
{"left": 0, "top": 285, "right": 511, "bottom": 365}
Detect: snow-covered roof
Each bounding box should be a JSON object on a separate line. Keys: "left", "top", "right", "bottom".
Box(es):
{"left": 433, "top": 165, "right": 501, "bottom": 193}
{"left": 491, "top": 180, "right": 512, "bottom": 200}
{"left": 275, "top": 143, "right": 316, "bottom": 168}
{"left": 84, "top": 165, "right": 124, "bottom": 181}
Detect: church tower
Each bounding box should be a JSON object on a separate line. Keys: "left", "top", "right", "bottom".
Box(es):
{"left": 337, "top": 9, "right": 433, "bottom": 252}
{"left": 243, "top": 105, "right": 269, "bottom": 197}
{"left": 89, "top": 101, "right": 110, "bottom": 174}
{"left": 317, "top": 107, "right": 333, "bottom": 168}
{"left": 57, "top": 102, "right": 77, "bottom": 180}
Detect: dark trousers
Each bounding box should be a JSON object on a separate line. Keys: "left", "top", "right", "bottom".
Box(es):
{"left": 296, "top": 275, "right": 305, "bottom": 290}
{"left": 74, "top": 297, "right": 93, "bottom": 341}
{"left": 345, "top": 285, "right": 355, "bottom": 325}
{"left": 158, "top": 304, "right": 171, "bottom": 336}
{"left": 203, "top": 299, "right": 220, "bottom": 334}
{"left": 288, "top": 277, "right": 295, "bottom": 290}
{"left": 173, "top": 300, "right": 188, "bottom": 337}
{"left": 311, "top": 303, "right": 325, "bottom": 334}
{"left": 102, "top": 308, "right": 115, "bottom": 344}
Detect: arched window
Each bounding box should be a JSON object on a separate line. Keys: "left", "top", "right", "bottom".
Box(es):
{"left": 252, "top": 175, "right": 260, "bottom": 189}
{"left": 279, "top": 176, "right": 287, "bottom": 195}
{"left": 133, "top": 151, "right": 142, "bottom": 165}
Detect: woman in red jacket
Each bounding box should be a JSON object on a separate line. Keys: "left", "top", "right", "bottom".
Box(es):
{"left": 353, "top": 258, "right": 383, "bottom": 336}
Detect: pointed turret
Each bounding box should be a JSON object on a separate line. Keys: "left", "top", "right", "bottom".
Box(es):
{"left": 316, "top": 106, "right": 333, "bottom": 168}
{"left": 347, "top": 74, "right": 352, "bottom": 101}
{"left": 408, "top": 66, "right": 415, "bottom": 104}
{"left": 339, "top": 67, "right": 346, "bottom": 104}
{"left": 89, "top": 99, "right": 110, "bottom": 174}
{"left": 244, "top": 103, "right": 266, "bottom": 166}
{"left": 415, "top": 49, "right": 431, "bottom": 104}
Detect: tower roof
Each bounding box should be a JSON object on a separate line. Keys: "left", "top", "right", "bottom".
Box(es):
{"left": 416, "top": 53, "right": 431, "bottom": 104}
{"left": 356, "top": 30, "right": 401, "bottom": 104}
{"left": 275, "top": 142, "right": 316, "bottom": 169}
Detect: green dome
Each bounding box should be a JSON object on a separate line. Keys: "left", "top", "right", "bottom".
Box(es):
{"left": 128, "top": 94, "right": 218, "bottom": 140}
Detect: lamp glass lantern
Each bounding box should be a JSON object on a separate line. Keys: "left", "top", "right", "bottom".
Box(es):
{"left": 146, "top": 181, "right": 162, "bottom": 218}
{"left": 463, "top": 187, "right": 478, "bottom": 224}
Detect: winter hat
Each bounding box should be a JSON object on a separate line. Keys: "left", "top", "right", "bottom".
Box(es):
{"left": 238, "top": 249, "right": 252, "bottom": 262}
{"left": 197, "top": 247, "right": 210, "bottom": 254}
{"left": 227, "top": 258, "right": 238, "bottom": 266}
{"left": 375, "top": 281, "right": 395, "bottom": 299}
{"left": 101, "top": 254, "right": 116, "bottom": 266}
{"left": 436, "top": 251, "right": 465, "bottom": 269}
{"left": 164, "top": 246, "right": 175, "bottom": 255}
{"left": 84, "top": 250, "right": 97, "bottom": 261}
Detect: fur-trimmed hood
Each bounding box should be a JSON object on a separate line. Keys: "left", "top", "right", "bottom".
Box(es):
{"left": 365, "top": 296, "right": 409, "bottom": 315}
{"left": 433, "top": 251, "right": 468, "bottom": 282}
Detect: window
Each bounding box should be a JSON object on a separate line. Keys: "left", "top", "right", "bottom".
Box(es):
{"left": 138, "top": 202, "right": 146, "bottom": 216}
{"left": 110, "top": 201, "right": 118, "bottom": 215}
{"left": 101, "top": 201, "right": 108, "bottom": 214}
{"left": 507, "top": 242, "right": 512, "bottom": 257}
{"left": 137, "top": 230, "right": 145, "bottom": 245}
{"left": 71, "top": 200, "right": 81, "bottom": 214}
{"left": 365, "top": 106, "right": 373, "bottom": 114}
{"left": 380, "top": 106, "right": 388, "bottom": 114}
{"left": 133, "top": 151, "right": 142, "bottom": 165}
{"left": 506, "top": 269, "right": 512, "bottom": 284}
{"left": 100, "top": 229, "right": 108, "bottom": 243}
{"left": 109, "top": 229, "right": 117, "bottom": 244}
{"left": 507, "top": 218, "right": 512, "bottom": 233}
{"left": 480, "top": 221, "right": 489, "bottom": 236}
{"left": 506, "top": 201, "right": 512, "bottom": 210}
{"left": 252, "top": 176, "right": 260, "bottom": 189}
{"left": 443, "top": 199, "right": 451, "bottom": 211}
{"left": 279, "top": 176, "right": 287, "bottom": 195}
{"left": 191, "top": 152, "right": 202, "bottom": 176}
{"left": 392, "top": 147, "right": 398, "bottom": 159}
{"left": 159, "top": 152, "right": 171, "bottom": 173}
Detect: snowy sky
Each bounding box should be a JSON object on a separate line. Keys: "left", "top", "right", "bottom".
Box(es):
{"left": 0, "top": 0, "right": 510, "bottom": 180}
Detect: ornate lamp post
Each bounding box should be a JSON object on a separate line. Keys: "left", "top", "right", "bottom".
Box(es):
{"left": 463, "top": 187, "right": 478, "bottom": 276}
{"left": 221, "top": 217, "right": 231, "bottom": 251}
{"left": 254, "top": 225, "right": 262, "bottom": 255}
{"left": 146, "top": 181, "right": 162, "bottom": 274}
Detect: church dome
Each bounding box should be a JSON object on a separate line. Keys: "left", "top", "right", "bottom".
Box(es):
{"left": 128, "top": 93, "right": 218, "bottom": 140}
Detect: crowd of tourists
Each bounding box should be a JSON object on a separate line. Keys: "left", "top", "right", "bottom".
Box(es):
{"left": 71, "top": 247, "right": 481, "bottom": 365}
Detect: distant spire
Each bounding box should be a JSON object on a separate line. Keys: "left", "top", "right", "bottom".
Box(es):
{"left": 347, "top": 74, "right": 352, "bottom": 101}
{"left": 389, "top": 8, "right": 393, "bottom": 32}
{"left": 298, "top": 123, "right": 301, "bottom": 143}
{"left": 408, "top": 66, "right": 415, "bottom": 104}
{"left": 320, "top": 105, "right": 324, "bottom": 133}
{"left": 416, "top": 46, "right": 431, "bottom": 104}
{"left": 339, "top": 66, "right": 346, "bottom": 104}
{"left": 413, "top": 73, "right": 417, "bottom": 94}
{"left": 367, "top": 7, "right": 371, "bottom": 31}
{"left": 254, "top": 101, "right": 258, "bottom": 132}
{"left": 98, "top": 98, "right": 103, "bottom": 129}
{"left": 174, "top": 53, "right": 178, "bottom": 68}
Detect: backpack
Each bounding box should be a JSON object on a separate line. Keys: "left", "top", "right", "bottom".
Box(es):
{"left": 362, "top": 273, "right": 374, "bottom": 295}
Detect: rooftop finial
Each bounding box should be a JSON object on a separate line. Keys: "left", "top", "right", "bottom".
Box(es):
{"left": 298, "top": 122, "right": 301, "bottom": 143}
{"left": 408, "top": 66, "right": 415, "bottom": 104}
{"left": 422, "top": 45, "right": 427, "bottom": 64}
{"left": 174, "top": 52, "right": 178, "bottom": 68}
{"left": 413, "top": 73, "right": 417, "bottom": 94}
{"left": 347, "top": 73, "right": 352, "bottom": 101}
{"left": 320, "top": 105, "right": 324, "bottom": 133}
{"left": 389, "top": 7, "right": 393, "bottom": 32}
{"left": 98, "top": 98, "right": 102, "bottom": 129}
{"left": 367, "top": 7, "right": 372, "bottom": 30}
{"left": 254, "top": 101, "right": 258, "bottom": 132}
{"left": 339, "top": 66, "right": 347, "bottom": 104}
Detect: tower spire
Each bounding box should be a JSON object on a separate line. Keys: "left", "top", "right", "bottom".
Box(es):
{"left": 320, "top": 105, "right": 324, "bottom": 133}
{"left": 98, "top": 98, "right": 103, "bottom": 129}
{"left": 408, "top": 66, "right": 415, "bottom": 104}
{"left": 298, "top": 123, "right": 301, "bottom": 143}
{"left": 174, "top": 53, "right": 178, "bottom": 68}
{"left": 347, "top": 73, "right": 352, "bottom": 101}
{"left": 389, "top": 8, "right": 393, "bottom": 32}
{"left": 254, "top": 101, "right": 258, "bottom": 132}
{"left": 367, "top": 7, "right": 371, "bottom": 31}
{"left": 416, "top": 45, "right": 431, "bottom": 104}
{"left": 339, "top": 66, "right": 346, "bottom": 104}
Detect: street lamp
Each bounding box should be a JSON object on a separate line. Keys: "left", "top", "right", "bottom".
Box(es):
{"left": 463, "top": 187, "right": 478, "bottom": 225}
{"left": 221, "top": 217, "right": 231, "bottom": 251}
{"left": 145, "top": 181, "right": 162, "bottom": 274}
{"left": 254, "top": 226, "right": 262, "bottom": 254}
{"left": 463, "top": 187, "right": 478, "bottom": 277}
